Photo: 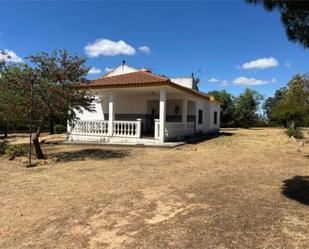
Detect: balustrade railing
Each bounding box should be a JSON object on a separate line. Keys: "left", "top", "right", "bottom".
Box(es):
{"left": 113, "top": 119, "right": 141, "bottom": 138}
{"left": 70, "top": 119, "right": 142, "bottom": 138}
{"left": 71, "top": 120, "right": 109, "bottom": 135}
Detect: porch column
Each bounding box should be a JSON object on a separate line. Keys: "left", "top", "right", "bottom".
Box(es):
{"left": 182, "top": 98, "right": 187, "bottom": 133}
{"left": 159, "top": 88, "right": 166, "bottom": 142}
{"left": 108, "top": 91, "right": 114, "bottom": 136}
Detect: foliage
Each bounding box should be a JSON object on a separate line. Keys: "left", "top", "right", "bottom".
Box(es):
{"left": 271, "top": 74, "right": 309, "bottom": 128}
{"left": 246, "top": 1, "right": 309, "bottom": 48}
{"left": 54, "top": 124, "right": 67, "bottom": 134}
{"left": 208, "top": 90, "right": 236, "bottom": 127}
{"left": 0, "top": 49, "right": 95, "bottom": 159}
{"left": 0, "top": 141, "right": 7, "bottom": 155}
{"left": 234, "top": 89, "right": 263, "bottom": 128}
{"left": 263, "top": 87, "right": 287, "bottom": 125}
{"left": 4, "top": 143, "right": 29, "bottom": 157}
{"left": 286, "top": 127, "right": 303, "bottom": 139}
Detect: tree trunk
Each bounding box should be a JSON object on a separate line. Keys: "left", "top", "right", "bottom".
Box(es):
{"left": 49, "top": 117, "right": 54, "bottom": 135}
{"left": 32, "top": 127, "right": 45, "bottom": 159}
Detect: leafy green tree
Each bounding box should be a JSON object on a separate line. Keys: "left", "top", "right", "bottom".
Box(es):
{"left": 208, "top": 90, "right": 236, "bottom": 127}
{"left": 234, "top": 89, "right": 263, "bottom": 128}
{"left": 272, "top": 74, "right": 309, "bottom": 128}
{"left": 263, "top": 87, "right": 287, "bottom": 125}
{"left": 246, "top": 1, "right": 309, "bottom": 48}
{"left": 0, "top": 50, "right": 95, "bottom": 159}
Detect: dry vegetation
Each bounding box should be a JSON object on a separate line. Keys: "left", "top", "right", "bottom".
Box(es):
{"left": 0, "top": 128, "right": 308, "bottom": 249}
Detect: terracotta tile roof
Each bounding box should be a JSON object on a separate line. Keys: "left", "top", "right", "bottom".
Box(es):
{"left": 77, "top": 71, "right": 170, "bottom": 88}
{"left": 75, "top": 71, "right": 222, "bottom": 104}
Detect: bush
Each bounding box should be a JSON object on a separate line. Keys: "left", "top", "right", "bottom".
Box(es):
{"left": 0, "top": 141, "right": 7, "bottom": 155}
{"left": 54, "top": 124, "right": 66, "bottom": 134}
{"left": 286, "top": 127, "right": 303, "bottom": 139}
{"left": 4, "top": 144, "right": 29, "bottom": 157}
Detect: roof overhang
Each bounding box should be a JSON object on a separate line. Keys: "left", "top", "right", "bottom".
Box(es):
{"left": 75, "top": 81, "right": 222, "bottom": 105}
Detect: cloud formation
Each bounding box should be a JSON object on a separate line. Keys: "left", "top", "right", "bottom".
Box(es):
{"left": 85, "top": 39, "right": 136, "bottom": 57}
{"left": 138, "top": 46, "right": 150, "bottom": 54}
{"left": 241, "top": 57, "right": 278, "bottom": 70}
{"left": 208, "top": 78, "right": 219, "bottom": 82}
{"left": 88, "top": 67, "right": 101, "bottom": 74}
{"left": 0, "top": 49, "right": 23, "bottom": 63}
{"left": 105, "top": 67, "right": 113, "bottom": 72}
{"left": 233, "top": 76, "right": 269, "bottom": 86}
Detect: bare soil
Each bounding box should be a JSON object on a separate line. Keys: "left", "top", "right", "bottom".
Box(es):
{"left": 0, "top": 128, "right": 308, "bottom": 249}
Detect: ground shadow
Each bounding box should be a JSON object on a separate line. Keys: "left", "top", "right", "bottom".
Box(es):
{"left": 186, "top": 131, "right": 234, "bottom": 144}
{"left": 282, "top": 176, "right": 309, "bottom": 205}
{"left": 49, "top": 149, "right": 129, "bottom": 162}
{"left": 304, "top": 155, "right": 309, "bottom": 159}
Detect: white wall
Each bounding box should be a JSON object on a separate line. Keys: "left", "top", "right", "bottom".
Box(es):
{"left": 208, "top": 102, "right": 221, "bottom": 132}
{"left": 170, "top": 77, "right": 194, "bottom": 89}
{"left": 103, "top": 64, "right": 138, "bottom": 77}
{"left": 75, "top": 97, "right": 105, "bottom": 120}
{"left": 74, "top": 92, "right": 221, "bottom": 134}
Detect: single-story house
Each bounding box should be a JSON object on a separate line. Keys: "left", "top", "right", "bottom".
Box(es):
{"left": 68, "top": 62, "right": 221, "bottom": 145}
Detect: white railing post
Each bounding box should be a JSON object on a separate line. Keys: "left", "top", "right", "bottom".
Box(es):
{"left": 136, "top": 119, "right": 142, "bottom": 138}
{"left": 154, "top": 119, "right": 160, "bottom": 139}
{"left": 108, "top": 92, "right": 114, "bottom": 136}
{"left": 159, "top": 88, "right": 166, "bottom": 142}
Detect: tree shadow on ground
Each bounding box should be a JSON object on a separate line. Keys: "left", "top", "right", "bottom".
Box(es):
{"left": 49, "top": 149, "right": 129, "bottom": 162}
{"left": 186, "top": 131, "right": 234, "bottom": 144}
{"left": 304, "top": 155, "right": 309, "bottom": 159}
{"left": 282, "top": 176, "right": 309, "bottom": 205}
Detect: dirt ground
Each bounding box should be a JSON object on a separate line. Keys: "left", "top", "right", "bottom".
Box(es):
{"left": 0, "top": 128, "right": 308, "bottom": 249}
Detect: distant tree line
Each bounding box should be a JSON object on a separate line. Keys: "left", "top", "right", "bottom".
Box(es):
{"left": 208, "top": 74, "right": 309, "bottom": 131}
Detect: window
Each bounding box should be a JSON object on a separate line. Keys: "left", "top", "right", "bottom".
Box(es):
{"left": 214, "top": 111, "right": 218, "bottom": 125}
{"left": 198, "top": 109, "right": 203, "bottom": 124}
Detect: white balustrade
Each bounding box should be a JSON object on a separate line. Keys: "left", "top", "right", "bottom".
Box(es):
{"left": 113, "top": 120, "right": 141, "bottom": 138}
{"left": 71, "top": 119, "right": 142, "bottom": 138}
{"left": 71, "top": 120, "right": 109, "bottom": 135}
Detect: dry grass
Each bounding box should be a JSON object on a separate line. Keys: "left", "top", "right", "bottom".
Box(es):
{"left": 0, "top": 128, "right": 308, "bottom": 249}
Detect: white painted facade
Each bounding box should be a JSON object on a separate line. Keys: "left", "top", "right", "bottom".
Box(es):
{"left": 68, "top": 64, "right": 221, "bottom": 145}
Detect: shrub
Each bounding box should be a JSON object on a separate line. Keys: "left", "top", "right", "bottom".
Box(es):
{"left": 4, "top": 144, "right": 29, "bottom": 157}
{"left": 286, "top": 127, "right": 303, "bottom": 139}
{"left": 54, "top": 124, "right": 66, "bottom": 134}
{"left": 0, "top": 141, "right": 7, "bottom": 155}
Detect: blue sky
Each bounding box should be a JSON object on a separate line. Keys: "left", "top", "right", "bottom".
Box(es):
{"left": 0, "top": 1, "right": 308, "bottom": 98}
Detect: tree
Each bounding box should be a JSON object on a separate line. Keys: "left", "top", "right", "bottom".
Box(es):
{"left": 234, "top": 88, "right": 263, "bottom": 128}
{"left": 263, "top": 87, "right": 287, "bottom": 125}
{"left": 246, "top": 1, "right": 309, "bottom": 48}
{"left": 0, "top": 50, "right": 95, "bottom": 159}
{"left": 208, "top": 90, "right": 236, "bottom": 127}
{"left": 271, "top": 74, "right": 309, "bottom": 128}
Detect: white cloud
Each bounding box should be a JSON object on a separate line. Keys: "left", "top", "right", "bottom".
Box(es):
{"left": 241, "top": 57, "right": 279, "bottom": 70}
{"left": 138, "top": 46, "right": 150, "bottom": 54}
{"left": 88, "top": 67, "right": 101, "bottom": 74}
{"left": 105, "top": 67, "right": 113, "bottom": 72}
{"left": 0, "top": 49, "right": 23, "bottom": 63}
{"left": 208, "top": 78, "right": 219, "bottom": 83}
{"left": 233, "top": 76, "right": 269, "bottom": 86}
{"left": 85, "top": 39, "right": 136, "bottom": 57}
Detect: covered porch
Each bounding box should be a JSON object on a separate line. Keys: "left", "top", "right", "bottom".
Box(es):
{"left": 68, "top": 86, "right": 199, "bottom": 144}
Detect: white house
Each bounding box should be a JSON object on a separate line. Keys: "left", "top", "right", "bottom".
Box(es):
{"left": 68, "top": 62, "right": 221, "bottom": 145}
